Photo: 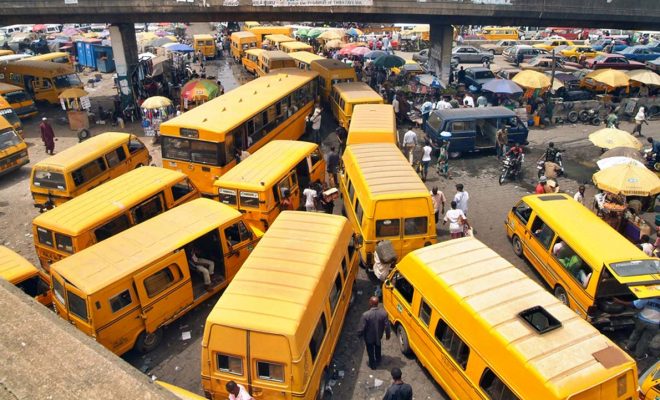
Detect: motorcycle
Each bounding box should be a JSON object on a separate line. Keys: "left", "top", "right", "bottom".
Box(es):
{"left": 499, "top": 153, "right": 524, "bottom": 185}
{"left": 537, "top": 150, "right": 565, "bottom": 178}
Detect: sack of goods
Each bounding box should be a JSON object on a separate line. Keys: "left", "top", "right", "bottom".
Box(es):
{"left": 376, "top": 240, "right": 397, "bottom": 264}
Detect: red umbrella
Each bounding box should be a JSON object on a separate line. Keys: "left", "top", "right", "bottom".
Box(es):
{"left": 32, "top": 24, "right": 47, "bottom": 32}
{"left": 351, "top": 46, "right": 370, "bottom": 56}
{"left": 338, "top": 47, "right": 354, "bottom": 56}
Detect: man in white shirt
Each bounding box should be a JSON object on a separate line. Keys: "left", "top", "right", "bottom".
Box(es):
{"left": 453, "top": 183, "right": 469, "bottom": 216}
{"left": 436, "top": 97, "right": 451, "bottom": 110}
{"left": 226, "top": 381, "right": 254, "bottom": 400}
{"left": 573, "top": 185, "right": 585, "bottom": 205}
{"left": 402, "top": 129, "right": 418, "bottom": 164}
{"left": 463, "top": 93, "right": 475, "bottom": 108}
{"left": 302, "top": 183, "right": 317, "bottom": 212}
{"left": 392, "top": 96, "right": 400, "bottom": 115}
{"left": 444, "top": 201, "right": 467, "bottom": 239}
{"left": 421, "top": 140, "right": 433, "bottom": 181}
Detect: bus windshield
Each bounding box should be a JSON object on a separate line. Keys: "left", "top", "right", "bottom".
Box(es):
{"left": 4, "top": 90, "right": 31, "bottom": 104}
{"left": 53, "top": 74, "right": 82, "bottom": 89}
{"left": 161, "top": 136, "right": 228, "bottom": 167}
{"left": 0, "top": 129, "right": 21, "bottom": 150}
{"left": 0, "top": 108, "right": 21, "bottom": 126}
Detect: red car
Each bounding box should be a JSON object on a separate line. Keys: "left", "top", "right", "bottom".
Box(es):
{"left": 585, "top": 54, "right": 646, "bottom": 70}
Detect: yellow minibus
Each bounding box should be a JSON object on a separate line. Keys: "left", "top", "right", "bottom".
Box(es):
{"left": 289, "top": 51, "right": 325, "bottom": 71}
{"left": 263, "top": 34, "right": 295, "bottom": 50}
{"left": 255, "top": 50, "right": 296, "bottom": 76}
{"left": 505, "top": 193, "right": 660, "bottom": 331}
{"left": 248, "top": 26, "right": 294, "bottom": 47}
{"left": 0, "top": 82, "right": 37, "bottom": 119}
{"left": 281, "top": 41, "right": 313, "bottom": 54}
{"left": 310, "top": 58, "right": 357, "bottom": 103}
{"left": 32, "top": 166, "right": 200, "bottom": 271}
{"left": 201, "top": 211, "right": 359, "bottom": 400}
{"left": 481, "top": 26, "right": 520, "bottom": 40}
{"left": 0, "top": 245, "right": 51, "bottom": 306}
{"left": 50, "top": 198, "right": 262, "bottom": 356}
{"left": 30, "top": 132, "right": 151, "bottom": 211}
{"left": 244, "top": 21, "right": 260, "bottom": 30}
{"left": 1, "top": 60, "right": 83, "bottom": 104}
{"left": 383, "top": 237, "right": 638, "bottom": 400}
{"left": 27, "top": 52, "right": 72, "bottom": 66}
{"left": 193, "top": 34, "right": 217, "bottom": 59}
{"left": 339, "top": 143, "right": 436, "bottom": 269}
{"left": 241, "top": 48, "right": 263, "bottom": 74}
{"left": 0, "top": 96, "right": 23, "bottom": 136}
{"left": 330, "top": 81, "right": 383, "bottom": 129}
{"left": 215, "top": 140, "right": 325, "bottom": 231}
{"left": 230, "top": 31, "right": 258, "bottom": 61}
{"left": 347, "top": 104, "right": 397, "bottom": 146}
{"left": 160, "top": 69, "right": 318, "bottom": 198}
{"left": 0, "top": 116, "right": 29, "bottom": 176}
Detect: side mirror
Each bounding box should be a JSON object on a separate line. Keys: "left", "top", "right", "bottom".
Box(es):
{"left": 354, "top": 234, "right": 364, "bottom": 248}
{"left": 384, "top": 279, "right": 393, "bottom": 289}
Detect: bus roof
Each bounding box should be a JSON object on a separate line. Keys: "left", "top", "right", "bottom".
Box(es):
{"left": 348, "top": 104, "right": 395, "bottom": 135}
{"left": 281, "top": 41, "right": 313, "bottom": 51}
{"left": 33, "top": 132, "right": 133, "bottom": 172}
{"left": 11, "top": 59, "right": 74, "bottom": 74}
{"left": 288, "top": 51, "right": 324, "bottom": 64}
{"left": 401, "top": 237, "right": 635, "bottom": 398}
{"left": 160, "top": 68, "right": 318, "bottom": 137}
{"left": 33, "top": 167, "right": 190, "bottom": 236}
{"left": 244, "top": 48, "right": 264, "bottom": 56}
{"left": 343, "top": 143, "right": 428, "bottom": 199}
{"left": 333, "top": 82, "right": 382, "bottom": 102}
{"left": 0, "top": 82, "right": 24, "bottom": 93}
{"left": 310, "top": 58, "right": 353, "bottom": 71}
{"left": 27, "top": 52, "right": 70, "bottom": 61}
{"left": 261, "top": 50, "right": 293, "bottom": 61}
{"left": 193, "top": 34, "right": 214, "bottom": 40}
{"left": 0, "top": 245, "right": 37, "bottom": 283}
{"left": 206, "top": 211, "right": 352, "bottom": 357}
{"left": 51, "top": 199, "right": 241, "bottom": 294}
{"left": 521, "top": 194, "right": 657, "bottom": 272}
{"left": 264, "top": 34, "right": 295, "bottom": 43}
{"left": 249, "top": 26, "right": 293, "bottom": 34}
{"left": 231, "top": 31, "right": 257, "bottom": 40}
{"left": 215, "top": 141, "right": 317, "bottom": 191}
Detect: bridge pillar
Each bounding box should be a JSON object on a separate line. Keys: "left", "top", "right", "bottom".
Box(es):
{"left": 110, "top": 23, "right": 139, "bottom": 111}
{"left": 428, "top": 24, "right": 453, "bottom": 84}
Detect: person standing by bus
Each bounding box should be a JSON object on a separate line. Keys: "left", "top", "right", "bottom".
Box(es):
{"left": 357, "top": 296, "right": 391, "bottom": 370}
{"left": 40, "top": 117, "right": 55, "bottom": 155}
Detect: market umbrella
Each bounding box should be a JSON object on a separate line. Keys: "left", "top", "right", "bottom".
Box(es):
{"left": 512, "top": 70, "right": 551, "bottom": 89}
{"left": 351, "top": 46, "right": 370, "bottom": 56}
{"left": 164, "top": 43, "right": 194, "bottom": 52}
{"left": 318, "top": 30, "right": 344, "bottom": 41}
{"left": 364, "top": 50, "right": 386, "bottom": 60}
{"left": 585, "top": 69, "right": 629, "bottom": 88}
{"left": 307, "top": 28, "right": 323, "bottom": 39}
{"left": 58, "top": 88, "right": 88, "bottom": 100}
{"left": 324, "top": 39, "right": 343, "bottom": 50}
{"left": 373, "top": 54, "right": 406, "bottom": 68}
{"left": 32, "top": 24, "right": 47, "bottom": 32}
{"left": 155, "top": 30, "right": 172, "bottom": 37}
{"left": 181, "top": 79, "right": 220, "bottom": 103}
{"left": 597, "top": 156, "right": 645, "bottom": 170}
{"left": 627, "top": 69, "right": 660, "bottom": 86}
{"left": 62, "top": 28, "right": 81, "bottom": 36}
{"left": 599, "top": 146, "right": 645, "bottom": 162}
{"left": 149, "top": 37, "right": 176, "bottom": 47}
{"left": 592, "top": 162, "right": 660, "bottom": 196}
{"left": 142, "top": 96, "right": 173, "bottom": 109}
{"left": 481, "top": 79, "right": 523, "bottom": 95}
{"left": 346, "top": 28, "right": 363, "bottom": 37}
{"left": 296, "top": 28, "right": 309, "bottom": 38}
{"left": 338, "top": 47, "right": 354, "bottom": 56}
{"left": 588, "top": 127, "right": 643, "bottom": 150}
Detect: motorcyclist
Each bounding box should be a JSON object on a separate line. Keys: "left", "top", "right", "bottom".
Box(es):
{"left": 544, "top": 142, "right": 562, "bottom": 163}
{"left": 606, "top": 111, "right": 619, "bottom": 128}
{"left": 505, "top": 143, "right": 524, "bottom": 173}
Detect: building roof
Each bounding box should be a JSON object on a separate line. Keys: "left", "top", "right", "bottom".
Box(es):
{"left": 32, "top": 132, "right": 133, "bottom": 171}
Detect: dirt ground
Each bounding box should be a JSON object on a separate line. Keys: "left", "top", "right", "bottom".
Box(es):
{"left": 1, "top": 46, "right": 658, "bottom": 399}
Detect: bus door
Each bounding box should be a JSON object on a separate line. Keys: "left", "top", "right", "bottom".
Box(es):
{"left": 276, "top": 171, "right": 301, "bottom": 210}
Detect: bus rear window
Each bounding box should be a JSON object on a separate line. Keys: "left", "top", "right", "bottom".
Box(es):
{"left": 219, "top": 188, "right": 237, "bottom": 206}
{"left": 427, "top": 113, "right": 443, "bottom": 132}
{"left": 240, "top": 191, "right": 259, "bottom": 208}
{"left": 610, "top": 260, "right": 660, "bottom": 277}
{"left": 55, "top": 233, "right": 73, "bottom": 253}
{"left": 376, "top": 219, "right": 400, "bottom": 238}
{"left": 37, "top": 227, "right": 54, "bottom": 247}
{"left": 33, "top": 170, "right": 66, "bottom": 190}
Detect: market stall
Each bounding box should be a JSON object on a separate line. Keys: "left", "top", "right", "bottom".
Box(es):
{"left": 141, "top": 96, "right": 175, "bottom": 139}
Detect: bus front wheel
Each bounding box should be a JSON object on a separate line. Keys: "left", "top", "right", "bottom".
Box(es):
{"left": 135, "top": 329, "right": 163, "bottom": 353}
{"left": 554, "top": 285, "right": 569, "bottom": 306}
{"left": 317, "top": 368, "right": 328, "bottom": 400}
{"left": 511, "top": 235, "right": 523, "bottom": 258}
{"left": 397, "top": 325, "right": 412, "bottom": 356}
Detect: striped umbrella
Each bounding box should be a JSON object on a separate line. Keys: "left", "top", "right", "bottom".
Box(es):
{"left": 181, "top": 79, "right": 220, "bottom": 104}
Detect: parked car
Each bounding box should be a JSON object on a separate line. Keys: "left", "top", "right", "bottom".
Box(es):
{"left": 591, "top": 39, "right": 628, "bottom": 52}
{"left": 646, "top": 42, "right": 660, "bottom": 53}
{"left": 462, "top": 67, "right": 496, "bottom": 91}
{"left": 560, "top": 45, "right": 600, "bottom": 62}
{"left": 412, "top": 48, "right": 429, "bottom": 63}
{"left": 616, "top": 45, "right": 660, "bottom": 61}
{"left": 496, "top": 68, "right": 521, "bottom": 80}
{"left": 451, "top": 46, "right": 494, "bottom": 63}
{"left": 520, "top": 56, "right": 581, "bottom": 72}
{"left": 479, "top": 40, "right": 518, "bottom": 55}
{"left": 503, "top": 45, "right": 549, "bottom": 64}
{"left": 533, "top": 39, "right": 574, "bottom": 52}
{"left": 585, "top": 54, "right": 646, "bottom": 70}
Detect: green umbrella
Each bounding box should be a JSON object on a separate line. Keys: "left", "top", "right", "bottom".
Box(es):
{"left": 308, "top": 28, "right": 323, "bottom": 39}
{"left": 296, "top": 28, "right": 309, "bottom": 38}
{"left": 373, "top": 54, "right": 405, "bottom": 68}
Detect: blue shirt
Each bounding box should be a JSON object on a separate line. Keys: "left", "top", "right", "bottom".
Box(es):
{"left": 652, "top": 140, "right": 660, "bottom": 155}
{"left": 633, "top": 298, "right": 660, "bottom": 325}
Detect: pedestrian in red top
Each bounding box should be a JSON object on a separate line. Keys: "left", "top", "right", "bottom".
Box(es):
{"left": 39, "top": 117, "right": 55, "bottom": 155}
{"left": 535, "top": 176, "right": 547, "bottom": 194}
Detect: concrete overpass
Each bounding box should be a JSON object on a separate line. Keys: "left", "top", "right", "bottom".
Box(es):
{"left": 1, "top": 0, "right": 659, "bottom": 30}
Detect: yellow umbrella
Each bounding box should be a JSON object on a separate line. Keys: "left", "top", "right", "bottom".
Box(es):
{"left": 585, "top": 69, "right": 629, "bottom": 88}
{"left": 588, "top": 128, "right": 643, "bottom": 150}
{"left": 318, "top": 30, "right": 344, "bottom": 41}
{"left": 512, "top": 70, "right": 551, "bottom": 89}
{"left": 58, "top": 88, "right": 88, "bottom": 99}
{"left": 325, "top": 39, "right": 343, "bottom": 50}
{"left": 141, "top": 96, "right": 173, "bottom": 109}
{"left": 593, "top": 162, "right": 660, "bottom": 196}
{"left": 627, "top": 69, "right": 660, "bottom": 86}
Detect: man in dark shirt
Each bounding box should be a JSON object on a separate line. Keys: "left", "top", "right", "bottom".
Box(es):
{"left": 383, "top": 368, "right": 413, "bottom": 400}
{"left": 326, "top": 146, "right": 340, "bottom": 187}
{"left": 357, "top": 296, "right": 391, "bottom": 369}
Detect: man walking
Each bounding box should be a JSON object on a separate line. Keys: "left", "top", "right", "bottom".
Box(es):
{"left": 402, "top": 128, "right": 417, "bottom": 164}
{"left": 453, "top": 184, "right": 469, "bottom": 216}
{"left": 430, "top": 187, "right": 446, "bottom": 224}
{"left": 383, "top": 368, "right": 413, "bottom": 400}
{"left": 39, "top": 117, "right": 55, "bottom": 155}
{"left": 357, "top": 296, "right": 391, "bottom": 370}
{"left": 325, "top": 146, "right": 340, "bottom": 187}
{"left": 307, "top": 106, "right": 323, "bottom": 144}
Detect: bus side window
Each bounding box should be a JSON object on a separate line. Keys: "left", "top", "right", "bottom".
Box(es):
{"left": 71, "top": 157, "right": 107, "bottom": 187}
{"left": 308, "top": 313, "right": 327, "bottom": 362}
{"left": 393, "top": 272, "right": 414, "bottom": 304}
{"left": 530, "top": 216, "right": 554, "bottom": 250}
{"left": 128, "top": 137, "right": 145, "bottom": 154}
{"left": 131, "top": 195, "right": 164, "bottom": 224}
{"left": 434, "top": 320, "right": 470, "bottom": 370}
{"left": 513, "top": 202, "right": 532, "bottom": 225}
{"left": 479, "top": 368, "right": 519, "bottom": 400}
{"left": 172, "top": 178, "right": 194, "bottom": 202}
{"left": 94, "top": 214, "right": 131, "bottom": 241}
{"left": 105, "top": 146, "right": 127, "bottom": 168}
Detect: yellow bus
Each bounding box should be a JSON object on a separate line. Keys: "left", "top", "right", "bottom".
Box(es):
{"left": 30, "top": 132, "right": 151, "bottom": 211}
{"left": 383, "top": 237, "right": 638, "bottom": 400}
{"left": 339, "top": 143, "right": 436, "bottom": 269}
{"left": 347, "top": 104, "right": 398, "bottom": 146}
{"left": 0, "top": 82, "right": 37, "bottom": 119}
{"left": 255, "top": 50, "right": 296, "bottom": 76}
{"left": 50, "top": 198, "right": 262, "bottom": 356}
{"left": 241, "top": 48, "right": 263, "bottom": 75}
{"left": 27, "top": 51, "right": 73, "bottom": 66}
{"left": 0, "top": 245, "right": 51, "bottom": 306}
{"left": 281, "top": 41, "right": 313, "bottom": 54}
{"left": 0, "top": 116, "right": 28, "bottom": 177}
{"left": 230, "top": 31, "right": 258, "bottom": 61}
{"left": 481, "top": 26, "right": 520, "bottom": 40}
{"left": 244, "top": 21, "right": 260, "bottom": 30}
{"left": 32, "top": 166, "right": 200, "bottom": 271}
{"left": 330, "top": 81, "right": 383, "bottom": 129}
{"left": 160, "top": 69, "right": 318, "bottom": 198}
{"left": 1, "top": 60, "right": 83, "bottom": 104}
{"left": 505, "top": 193, "right": 660, "bottom": 331}
{"left": 310, "top": 58, "right": 357, "bottom": 103}
{"left": 248, "top": 26, "right": 294, "bottom": 47}
{"left": 263, "top": 34, "right": 295, "bottom": 50}
{"left": 289, "top": 51, "right": 325, "bottom": 70}
{"left": 215, "top": 140, "right": 325, "bottom": 231}
{"left": 193, "top": 34, "right": 217, "bottom": 59}
{"left": 0, "top": 96, "right": 23, "bottom": 136}
{"left": 202, "top": 211, "right": 359, "bottom": 400}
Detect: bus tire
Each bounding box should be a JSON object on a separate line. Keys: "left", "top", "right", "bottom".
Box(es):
{"left": 397, "top": 324, "right": 412, "bottom": 356}
{"left": 511, "top": 235, "right": 523, "bottom": 258}
{"left": 317, "top": 369, "right": 328, "bottom": 400}
{"left": 553, "top": 285, "right": 569, "bottom": 306}
{"left": 135, "top": 329, "right": 163, "bottom": 353}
